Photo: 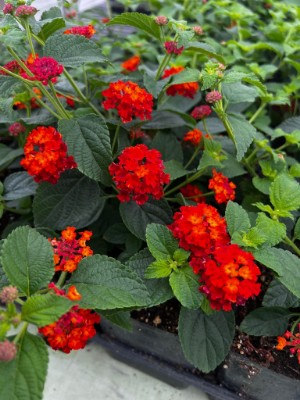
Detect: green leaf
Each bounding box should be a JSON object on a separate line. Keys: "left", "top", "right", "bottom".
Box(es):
{"left": 0, "top": 332, "right": 48, "bottom": 400}
{"left": 220, "top": 154, "right": 246, "bottom": 178}
{"left": 144, "top": 259, "right": 172, "bottom": 278}
{"left": 103, "top": 223, "right": 129, "bottom": 244}
{"left": 277, "top": 117, "right": 300, "bottom": 133}
{"left": 151, "top": 131, "right": 183, "bottom": 162}
{"left": 58, "top": 115, "right": 112, "bottom": 185}
{"left": 170, "top": 266, "right": 203, "bottom": 309}
{"left": 22, "top": 294, "right": 73, "bottom": 327}
{"left": 270, "top": 174, "right": 300, "bottom": 217}
{"left": 252, "top": 177, "right": 271, "bottom": 195}
{"left": 120, "top": 199, "right": 173, "bottom": 241}
{"left": 33, "top": 170, "right": 104, "bottom": 230}
{"left": 126, "top": 249, "right": 173, "bottom": 307}
{"left": 222, "top": 82, "right": 258, "bottom": 104}
{"left": 179, "top": 308, "right": 235, "bottom": 373}
{"left": 227, "top": 113, "right": 257, "bottom": 161}
{"left": 0, "top": 227, "right": 54, "bottom": 297}
{"left": 186, "top": 42, "right": 225, "bottom": 64}
{"left": 144, "top": 110, "right": 186, "bottom": 129}
{"left": 3, "top": 172, "right": 37, "bottom": 201}
{"left": 254, "top": 213, "right": 286, "bottom": 246}
{"left": 254, "top": 247, "right": 300, "bottom": 298}
{"left": 225, "top": 201, "right": 251, "bottom": 237}
{"left": 41, "top": 7, "right": 63, "bottom": 19}
{"left": 107, "top": 12, "right": 161, "bottom": 40}
{"left": 241, "top": 228, "right": 266, "bottom": 248}
{"left": 100, "top": 310, "right": 132, "bottom": 331}
{"left": 0, "top": 242, "right": 9, "bottom": 290}
{"left": 68, "top": 254, "right": 151, "bottom": 309}
{"left": 0, "top": 76, "right": 24, "bottom": 98}
{"left": 293, "top": 218, "right": 300, "bottom": 241}
{"left": 143, "top": 71, "right": 168, "bottom": 98}
{"left": 0, "top": 145, "right": 23, "bottom": 171}
{"left": 240, "top": 307, "right": 291, "bottom": 336}
{"left": 146, "top": 223, "right": 178, "bottom": 260}
{"left": 166, "top": 68, "right": 200, "bottom": 86}
{"left": 38, "top": 18, "right": 66, "bottom": 41}
{"left": 164, "top": 160, "right": 190, "bottom": 181}
{"left": 44, "top": 34, "right": 106, "bottom": 67}
{"left": 263, "top": 280, "right": 300, "bottom": 308}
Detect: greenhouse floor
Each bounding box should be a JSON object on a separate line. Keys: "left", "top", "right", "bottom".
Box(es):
{"left": 44, "top": 340, "right": 210, "bottom": 400}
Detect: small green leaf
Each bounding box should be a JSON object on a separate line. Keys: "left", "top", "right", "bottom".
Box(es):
{"left": 100, "top": 310, "right": 132, "bottom": 331}
{"left": 254, "top": 247, "right": 300, "bottom": 298}
{"left": 33, "top": 170, "right": 104, "bottom": 230}
{"left": 0, "top": 227, "right": 54, "bottom": 297}
{"left": 164, "top": 160, "right": 190, "bottom": 181}
{"left": 254, "top": 213, "right": 286, "bottom": 246}
{"left": 270, "top": 174, "right": 300, "bottom": 216}
{"left": 170, "top": 266, "right": 203, "bottom": 309}
{"left": 120, "top": 199, "right": 173, "bottom": 241}
{"left": 166, "top": 68, "right": 200, "bottom": 86}
{"left": 225, "top": 201, "right": 251, "bottom": 237}
{"left": 107, "top": 12, "right": 161, "bottom": 40}
{"left": 227, "top": 113, "right": 257, "bottom": 161}
{"left": 0, "top": 332, "right": 48, "bottom": 400}
{"left": 44, "top": 34, "right": 106, "bottom": 67}
{"left": 241, "top": 228, "right": 266, "bottom": 248}
{"left": 240, "top": 307, "right": 291, "bottom": 336}
{"left": 263, "top": 280, "right": 300, "bottom": 308}
{"left": 22, "top": 294, "right": 73, "bottom": 327}
{"left": 173, "top": 248, "right": 190, "bottom": 264}
{"left": 38, "top": 18, "right": 65, "bottom": 41}
{"left": 186, "top": 42, "right": 225, "bottom": 64}
{"left": 144, "top": 259, "right": 172, "bottom": 279}
{"left": 293, "top": 218, "right": 300, "bottom": 241}
{"left": 69, "top": 254, "right": 151, "bottom": 309}
{"left": 58, "top": 115, "right": 112, "bottom": 185}
{"left": 179, "top": 308, "right": 235, "bottom": 373}
{"left": 3, "top": 172, "right": 37, "bottom": 201}
{"left": 146, "top": 223, "right": 178, "bottom": 260}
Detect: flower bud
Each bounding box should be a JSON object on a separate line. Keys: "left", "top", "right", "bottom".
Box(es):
{"left": 155, "top": 16, "right": 168, "bottom": 26}
{"left": 0, "top": 340, "right": 17, "bottom": 362}
{"left": 206, "top": 90, "right": 222, "bottom": 103}
{"left": 15, "top": 5, "right": 37, "bottom": 17}
{"left": 8, "top": 122, "right": 26, "bottom": 137}
{"left": 191, "top": 105, "right": 212, "bottom": 120}
{"left": 3, "top": 4, "right": 14, "bottom": 14}
{"left": 193, "top": 26, "right": 203, "bottom": 35}
{"left": 0, "top": 286, "right": 18, "bottom": 304}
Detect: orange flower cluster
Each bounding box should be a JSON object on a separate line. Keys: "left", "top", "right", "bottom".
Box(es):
{"left": 168, "top": 204, "right": 261, "bottom": 311}
{"left": 199, "top": 245, "right": 261, "bottom": 311}
{"left": 162, "top": 66, "right": 199, "bottom": 98}
{"left": 20, "top": 126, "right": 76, "bottom": 184}
{"left": 109, "top": 144, "right": 170, "bottom": 205}
{"left": 121, "top": 55, "right": 141, "bottom": 72}
{"left": 39, "top": 306, "right": 100, "bottom": 353}
{"left": 102, "top": 81, "right": 153, "bottom": 123}
{"left": 64, "top": 25, "right": 96, "bottom": 39}
{"left": 50, "top": 227, "right": 93, "bottom": 273}
{"left": 180, "top": 184, "right": 205, "bottom": 203}
{"left": 208, "top": 168, "right": 236, "bottom": 204}
{"left": 276, "top": 325, "right": 300, "bottom": 364}
{"left": 183, "top": 128, "right": 203, "bottom": 146}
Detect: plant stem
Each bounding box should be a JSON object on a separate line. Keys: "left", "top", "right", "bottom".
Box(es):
{"left": 26, "top": 86, "right": 62, "bottom": 119}
{"left": 249, "top": 102, "right": 266, "bottom": 124}
{"left": 105, "top": 0, "right": 112, "bottom": 18}
{"left": 284, "top": 236, "right": 300, "bottom": 257}
{"left": 24, "top": 20, "right": 35, "bottom": 58}
{"left": 7, "top": 47, "right": 34, "bottom": 77}
{"left": 291, "top": 317, "right": 300, "bottom": 334}
{"left": 57, "top": 271, "right": 68, "bottom": 288}
{"left": 112, "top": 124, "right": 120, "bottom": 154}
{"left": 202, "top": 118, "right": 212, "bottom": 138}
{"left": 13, "top": 322, "right": 28, "bottom": 344}
{"left": 0, "top": 66, "right": 31, "bottom": 84}
{"left": 48, "top": 81, "right": 71, "bottom": 119}
{"left": 164, "top": 169, "right": 204, "bottom": 196}
{"left": 184, "top": 145, "right": 201, "bottom": 169}
{"left": 155, "top": 53, "right": 172, "bottom": 81}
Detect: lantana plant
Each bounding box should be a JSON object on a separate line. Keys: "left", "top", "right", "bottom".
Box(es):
{"left": 0, "top": 0, "right": 300, "bottom": 398}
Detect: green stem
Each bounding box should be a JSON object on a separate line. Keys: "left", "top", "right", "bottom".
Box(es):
{"left": 48, "top": 81, "right": 71, "bottom": 119}
{"left": 112, "top": 124, "right": 120, "bottom": 154}
{"left": 164, "top": 169, "right": 204, "bottom": 197}
{"left": 31, "top": 33, "right": 45, "bottom": 46}
{"left": 184, "top": 145, "right": 201, "bottom": 169}
{"left": 13, "top": 322, "right": 28, "bottom": 344}
{"left": 202, "top": 118, "right": 212, "bottom": 138}
{"left": 24, "top": 20, "right": 35, "bottom": 58}
{"left": 249, "top": 102, "right": 266, "bottom": 124}
{"left": 284, "top": 236, "right": 300, "bottom": 257}
{"left": 56, "top": 271, "right": 68, "bottom": 288}
{"left": 7, "top": 47, "right": 34, "bottom": 77}
{"left": 291, "top": 317, "right": 300, "bottom": 334}
{"left": 26, "top": 86, "right": 62, "bottom": 119}
{"left": 0, "top": 66, "right": 32, "bottom": 84}
{"left": 105, "top": 0, "right": 112, "bottom": 18}
{"left": 245, "top": 147, "right": 259, "bottom": 163}
{"left": 155, "top": 53, "right": 172, "bottom": 81}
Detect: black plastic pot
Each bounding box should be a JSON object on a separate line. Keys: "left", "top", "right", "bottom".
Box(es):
{"left": 96, "top": 318, "right": 300, "bottom": 400}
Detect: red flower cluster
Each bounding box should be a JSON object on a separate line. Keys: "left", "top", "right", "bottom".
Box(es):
{"left": 21, "top": 56, "right": 64, "bottom": 85}
{"left": 191, "top": 105, "right": 212, "bottom": 120}
{"left": 199, "top": 245, "right": 261, "bottom": 311}
{"left": 180, "top": 184, "right": 205, "bottom": 203}
{"left": 39, "top": 306, "right": 100, "bottom": 353}
{"left": 109, "top": 144, "right": 170, "bottom": 205}
{"left": 276, "top": 325, "right": 300, "bottom": 364}
{"left": 50, "top": 227, "right": 93, "bottom": 273}
{"left": 183, "top": 128, "right": 203, "bottom": 146}
{"left": 162, "top": 67, "right": 199, "bottom": 98}
{"left": 0, "top": 60, "right": 22, "bottom": 75}
{"left": 102, "top": 81, "right": 153, "bottom": 123}
{"left": 208, "top": 168, "right": 236, "bottom": 204}
{"left": 121, "top": 55, "right": 141, "bottom": 72}
{"left": 20, "top": 126, "right": 76, "bottom": 184}
{"left": 164, "top": 41, "right": 184, "bottom": 55}
{"left": 129, "top": 127, "right": 146, "bottom": 140}
{"left": 64, "top": 25, "right": 96, "bottom": 39}
{"left": 168, "top": 204, "right": 261, "bottom": 311}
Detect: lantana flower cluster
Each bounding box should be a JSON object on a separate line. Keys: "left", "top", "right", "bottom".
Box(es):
{"left": 21, "top": 55, "right": 64, "bottom": 86}
{"left": 64, "top": 25, "right": 96, "bottom": 39}
{"left": 50, "top": 226, "right": 93, "bottom": 273}
{"left": 276, "top": 325, "right": 300, "bottom": 364}
{"left": 20, "top": 126, "right": 76, "bottom": 184}
{"left": 121, "top": 55, "right": 141, "bottom": 72}
{"left": 109, "top": 144, "right": 170, "bottom": 205}
{"left": 163, "top": 66, "right": 199, "bottom": 98}
{"left": 168, "top": 203, "right": 261, "bottom": 311}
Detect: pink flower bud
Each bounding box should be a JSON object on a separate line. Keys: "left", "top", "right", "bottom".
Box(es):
{"left": 206, "top": 90, "right": 222, "bottom": 103}
{"left": 191, "top": 105, "right": 212, "bottom": 120}
{"left": 193, "top": 26, "right": 203, "bottom": 35}
{"left": 155, "top": 16, "right": 168, "bottom": 26}
{"left": 0, "top": 340, "right": 17, "bottom": 362}
{"left": 0, "top": 286, "right": 18, "bottom": 304}
{"left": 15, "top": 5, "right": 37, "bottom": 17}
{"left": 3, "top": 4, "right": 14, "bottom": 14}
{"left": 164, "top": 41, "right": 184, "bottom": 55}
{"left": 8, "top": 122, "right": 26, "bottom": 137}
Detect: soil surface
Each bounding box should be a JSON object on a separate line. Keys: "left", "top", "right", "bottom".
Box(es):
{"left": 131, "top": 299, "right": 300, "bottom": 380}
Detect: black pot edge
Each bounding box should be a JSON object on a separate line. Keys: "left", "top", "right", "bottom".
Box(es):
{"left": 94, "top": 332, "right": 244, "bottom": 400}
